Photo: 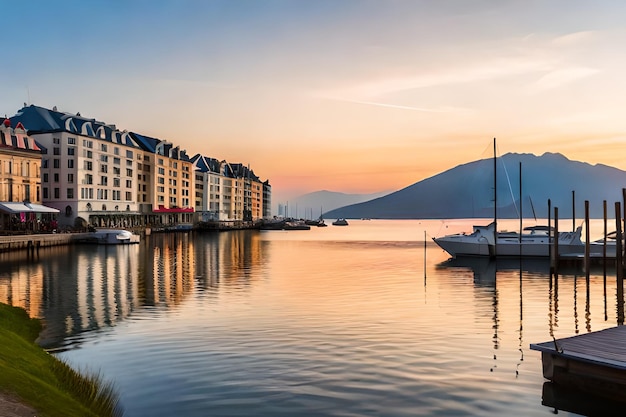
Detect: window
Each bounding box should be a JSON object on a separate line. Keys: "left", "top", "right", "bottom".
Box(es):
{"left": 54, "top": 188, "right": 60, "bottom": 199}
{"left": 101, "top": 155, "right": 108, "bottom": 162}
{"left": 67, "top": 188, "right": 74, "bottom": 199}
{"left": 126, "top": 169, "right": 133, "bottom": 177}
{"left": 126, "top": 180, "right": 132, "bottom": 188}
{"left": 113, "top": 167, "right": 121, "bottom": 175}
{"left": 114, "top": 178, "right": 120, "bottom": 187}
{"left": 68, "top": 159, "right": 74, "bottom": 168}
{"left": 53, "top": 138, "right": 60, "bottom": 144}
{"left": 42, "top": 159, "right": 48, "bottom": 168}
{"left": 53, "top": 147, "right": 60, "bottom": 155}
{"left": 43, "top": 173, "right": 49, "bottom": 183}
{"left": 114, "top": 157, "right": 120, "bottom": 165}
{"left": 84, "top": 161, "right": 92, "bottom": 171}
{"left": 53, "top": 159, "right": 60, "bottom": 168}
{"left": 85, "top": 174, "right": 93, "bottom": 184}
{"left": 68, "top": 137, "right": 76, "bottom": 145}
{"left": 68, "top": 173, "right": 74, "bottom": 183}
{"left": 100, "top": 176, "right": 108, "bottom": 186}
{"left": 114, "top": 147, "right": 120, "bottom": 155}
{"left": 100, "top": 165, "right": 108, "bottom": 173}
{"left": 126, "top": 150, "right": 133, "bottom": 158}
{"left": 126, "top": 192, "right": 132, "bottom": 201}
{"left": 158, "top": 167, "right": 165, "bottom": 175}
{"left": 158, "top": 158, "right": 164, "bottom": 166}
{"left": 101, "top": 143, "right": 107, "bottom": 152}
{"left": 43, "top": 188, "right": 49, "bottom": 199}
{"left": 84, "top": 150, "right": 92, "bottom": 158}
{"left": 68, "top": 147, "right": 75, "bottom": 156}
{"left": 53, "top": 173, "right": 59, "bottom": 182}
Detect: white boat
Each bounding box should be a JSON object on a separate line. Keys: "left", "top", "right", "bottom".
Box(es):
{"left": 79, "top": 228, "right": 141, "bottom": 245}
{"left": 433, "top": 223, "right": 584, "bottom": 258}
{"left": 588, "top": 231, "right": 620, "bottom": 258}
{"left": 433, "top": 138, "right": 584, "bottom": 258}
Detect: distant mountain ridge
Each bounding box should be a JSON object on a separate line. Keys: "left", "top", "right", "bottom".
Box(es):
{"left": 323, "top": 152, "right": 626, "bottom": 219}
{"left": 286, "top": 190, "right": 391, "bottom": 218}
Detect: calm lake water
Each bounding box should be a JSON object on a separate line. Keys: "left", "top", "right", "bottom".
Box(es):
{"left": 0, "top": 219, "right": 624, "bottom": 416}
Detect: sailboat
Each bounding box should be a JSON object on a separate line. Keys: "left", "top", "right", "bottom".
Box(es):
{"left": 433, "top": 138, "right": 585, "bottom": 258}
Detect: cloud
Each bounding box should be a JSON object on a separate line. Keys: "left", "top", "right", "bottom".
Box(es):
{"left": 327, "top": 98, "right": 462, "bottom": 113}
{"left": 552, "top": 30, "right": 597, "bottom": 46}
{"left": 530, "top": 67, "right": 600, "bottom": 92}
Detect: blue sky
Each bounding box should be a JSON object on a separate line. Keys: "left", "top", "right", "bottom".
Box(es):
{"left": 3, "top": 1, "right": 626, "bottom": 204}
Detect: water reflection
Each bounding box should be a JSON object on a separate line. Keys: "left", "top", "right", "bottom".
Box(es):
{"left": 2, "top": 220, "right": 626, "bottom": 416}
{"left": 0, "top": 230, "right": 265, "bottom": 350}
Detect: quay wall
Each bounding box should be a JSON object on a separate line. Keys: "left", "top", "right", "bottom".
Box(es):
{"left": 0, "top": 234, "right": 75, "bottom": 253}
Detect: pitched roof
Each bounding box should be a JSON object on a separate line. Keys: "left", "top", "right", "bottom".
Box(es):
{"left": 10, "top": 105, "right": 139, "bottom": 148}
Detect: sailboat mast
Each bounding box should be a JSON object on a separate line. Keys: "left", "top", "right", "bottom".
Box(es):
{"left": 493, "top": 138, "right": 498, "bottom": 255}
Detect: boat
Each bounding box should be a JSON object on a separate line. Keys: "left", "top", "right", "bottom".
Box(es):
{"left": 77, "top": 228, "right": 140, "bottom": 245}
{"left": 304, "top": 217, "right": 327, "bottom": 227}
{"left": 283, "top": 221, "right": 311, "bottom": 230}
{"left": 332, "top": 218, "right": 349, "bottom": 226}
{"left": 433, "top": 139, "right": 584, "bottom": 258}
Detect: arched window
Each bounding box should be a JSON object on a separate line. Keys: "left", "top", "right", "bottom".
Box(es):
{"left": 115, "top": 205, "right": 119, "bottom": 211}
{"left": 126, "top": 205, "right": 130, "bottom": 211}
{"left": 65, "top": 205, "right": 72, "bottom": 216}
{"left": 86, "top": 202, "right": 92, "bottom": 211}
{"left": 102, "top": 204, "right": 107, "bottom": 211}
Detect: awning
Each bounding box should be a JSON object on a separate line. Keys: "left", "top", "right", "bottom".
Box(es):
{"left": 0, "top": 202, "right": 60, "bottom": 214}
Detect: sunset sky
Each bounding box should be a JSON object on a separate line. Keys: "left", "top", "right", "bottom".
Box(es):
{"left": 3, "top": 1, "right": 626, "bottom": 205}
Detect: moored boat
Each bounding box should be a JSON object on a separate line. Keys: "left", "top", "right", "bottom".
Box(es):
{"left": 76, "top": 228, "right": 140, "bottom": 245}
{"left": 332, "top": 218, "right": 349, "bottom": 226}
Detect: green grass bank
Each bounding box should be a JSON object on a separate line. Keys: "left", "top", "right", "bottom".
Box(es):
{"left": 0, "top": 303, "right": 122, "bottom": 416}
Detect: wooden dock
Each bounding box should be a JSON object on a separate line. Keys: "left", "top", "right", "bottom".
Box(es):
{"left": 530, "top": 326, "right": 626, "bottom": 402}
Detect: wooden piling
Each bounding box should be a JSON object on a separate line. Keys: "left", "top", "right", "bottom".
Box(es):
{"left": 554, "top": 207, "right": 559, "bottom": 275}
{"left": 584, "top": 201, "right": 590, "bottom": 283}
{"left": 548, "top": 199, "right": 552, "bottom": 270}
{"left": 615, "top": 202, "right": 624, "bottom": 324}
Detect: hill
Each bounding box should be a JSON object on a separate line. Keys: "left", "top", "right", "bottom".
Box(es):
{"left": 283, "top": 190, "right": 391, "bottom": 218}
{"left": 323, "top": 152, "right": 626, "bottom": 219}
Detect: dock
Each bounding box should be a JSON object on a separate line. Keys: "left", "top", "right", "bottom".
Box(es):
{"left": 530, "top": 326, "right": 626, "bottom": 402}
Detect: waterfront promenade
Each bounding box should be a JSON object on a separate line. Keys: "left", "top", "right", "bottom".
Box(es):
{"left": 0, "top": 233, "right": 75, "bottom": 252}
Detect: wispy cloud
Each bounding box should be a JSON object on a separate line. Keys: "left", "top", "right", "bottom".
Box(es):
{"left": 329, "top": 98, "right": 461, "bottom": 113}
{"left": 529, "top": 67, "right": 600, "bottom": 92}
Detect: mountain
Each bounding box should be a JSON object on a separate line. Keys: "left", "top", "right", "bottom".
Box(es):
{"left": 323, "top": 152, "right": 626, "bottom": 219}
{"left": 283, "top": 190, "right": 391, "bottom": 218}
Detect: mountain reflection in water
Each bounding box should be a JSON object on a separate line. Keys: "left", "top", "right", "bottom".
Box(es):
{"left": 0, "top": 220, "right": 623, "bottom": 416}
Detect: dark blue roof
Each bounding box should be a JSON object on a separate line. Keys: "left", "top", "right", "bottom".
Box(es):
{"left": 191, "top": 154, "right": 222, "bottom": 173}
{"left": 10, "top": 105, "right": 139, "bottom": 148}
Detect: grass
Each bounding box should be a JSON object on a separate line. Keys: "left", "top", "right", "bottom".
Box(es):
{"left": 0, "top": 303, "right": 123, "bottom": 416}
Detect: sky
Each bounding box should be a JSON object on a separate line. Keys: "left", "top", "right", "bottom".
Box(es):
{"left": 3, "top": 0, "right": 626, "bottom": 206}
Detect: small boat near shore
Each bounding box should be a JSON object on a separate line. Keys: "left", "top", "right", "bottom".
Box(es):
{"left": 76, "top": 228, "right": 140, "bottom": 245}
{"left": 332, "top": 219, "right": 349, "bottom": 226}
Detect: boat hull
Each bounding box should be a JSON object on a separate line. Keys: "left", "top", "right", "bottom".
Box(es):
{"left": 434, "top": 226, "right": 584, "bottom": 258}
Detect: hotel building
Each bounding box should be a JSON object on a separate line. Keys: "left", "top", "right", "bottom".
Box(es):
{"left": 7, "top": 105, "right": 270, "bottom": 229}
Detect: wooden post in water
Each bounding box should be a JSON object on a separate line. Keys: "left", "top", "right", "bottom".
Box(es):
{"left": 584, "top": 200, "right": 590, "bottom": 283}
{"left": 519, "top": 162, "right": 522, "bottom": 256}
{"left": 603, "top": 200, "right": 608, "bottom": 321}
{"left": 548, "top": 199, "right": 552, "bottom": 269}
{"left": 424, "top": 231, "right": 427, "bottom": 286}
{"left": 615, "top": 202, "right": 624, "bottom": 325}
{"left": 554, "top": 207, "right": 559, "bottom": 275}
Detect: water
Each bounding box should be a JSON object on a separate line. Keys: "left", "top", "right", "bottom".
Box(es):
{"left": 0, "top": 220, "right": 623, "bottom": 416}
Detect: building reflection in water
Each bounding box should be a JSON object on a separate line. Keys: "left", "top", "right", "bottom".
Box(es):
{"left": 0, "top": 230, "right": 264, "bottom": 349}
